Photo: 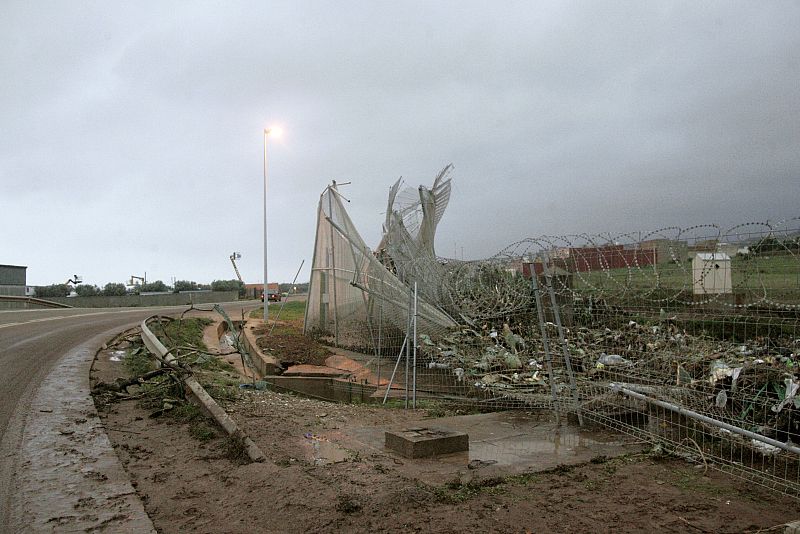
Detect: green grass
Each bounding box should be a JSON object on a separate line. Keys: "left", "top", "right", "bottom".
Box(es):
{"left": 135, "top": 319, "right": 236, "bottom": 441}
{"left": 148, "top": 383, "right": 222, "bottom": 442}
{"left": 124, "top": 346, "right": 154, "bottom": 377}
{"left": 431, "top": 477, "right": 507, "bottom": 504}
{"left": 502, "top": 473, "right": 541, "bottom": 491}
{"left": 572, "top": 254, "right": 799, "bottom": 305}
{"left": 170, "top": 402, "right": 204, "bottom": 422}
{"left": 223, "top": 433, "right": 250, "bottom": 464}
{"left": 160, "top": 317, "right": 211, "bottom": 348}
{"left": 250, "top": 300, "right": 306, "bottom": 322}
{"left": 195, "top": 355, "right": 237, "bottom": 374}
{"left": 670, "top": 472, "right": 726, "bottom": 496}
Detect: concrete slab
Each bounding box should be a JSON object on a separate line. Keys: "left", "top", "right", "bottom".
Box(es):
{"left": 326, "top": 354, "right": 386, "bottom": 384}
{"left": 339, "top": 411, "right": 643, "bottom": 485}
{"left": 386, "top": 427, "right": 469, "bottom": 458}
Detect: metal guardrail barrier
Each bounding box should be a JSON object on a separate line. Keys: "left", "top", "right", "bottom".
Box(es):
{"left": 0, "top": 295, "right": 73, "bottom": 308}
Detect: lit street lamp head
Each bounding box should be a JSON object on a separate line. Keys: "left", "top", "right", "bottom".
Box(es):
{"left": 264, "top": 126, "right": 283, "bottom": 139}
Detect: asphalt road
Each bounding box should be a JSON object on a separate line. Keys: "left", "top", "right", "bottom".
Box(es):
{"left": 0, "top": 302, "right": 257, "bottom": 528}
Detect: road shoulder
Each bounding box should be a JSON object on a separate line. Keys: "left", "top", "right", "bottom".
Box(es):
{"left": 10, "top": 330, "right": 156, "bottom": 533}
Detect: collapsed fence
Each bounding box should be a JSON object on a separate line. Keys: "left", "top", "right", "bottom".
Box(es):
{"left": 303, "top": 168, "right": 800, "bottom": 495}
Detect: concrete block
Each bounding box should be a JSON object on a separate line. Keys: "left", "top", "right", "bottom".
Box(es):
{"left": 385, "top": 427, "right": 469, "bottom": 458}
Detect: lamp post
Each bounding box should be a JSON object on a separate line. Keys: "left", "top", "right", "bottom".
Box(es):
{"left": 263, "top": 129, "right": 270, "bottom": 321}
{"left": 263, "top": 126, "right": 282, "bottom": 322}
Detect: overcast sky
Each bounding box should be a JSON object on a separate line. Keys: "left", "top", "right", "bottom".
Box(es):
{"left": 1, "top": 1, "right": 798, "bottom": 287}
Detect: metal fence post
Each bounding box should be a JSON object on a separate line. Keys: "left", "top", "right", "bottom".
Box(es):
{"left": 542, "top": 253, "right": 583, "bottom": 426}
{"left": 530, "top": 263, "right": 561, "bottom": 423}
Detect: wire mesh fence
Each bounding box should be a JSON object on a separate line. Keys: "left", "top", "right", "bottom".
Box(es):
{"left": 303, "top": 174, "right": 800, "bottom": 495}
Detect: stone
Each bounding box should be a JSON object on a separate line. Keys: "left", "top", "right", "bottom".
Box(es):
{"left": 385, "top": 427, "right": 469, "bottom": 458}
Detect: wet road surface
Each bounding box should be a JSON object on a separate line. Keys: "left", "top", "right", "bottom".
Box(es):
{"left": 0, "top": 303, "right": 256, "bottom": 528}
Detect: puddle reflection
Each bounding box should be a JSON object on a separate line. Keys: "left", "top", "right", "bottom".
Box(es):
{"left": 463, "top": 424, "right": 626, "bottom": 466}
{"left": 304, "top": 434, "right": 354, "bottom": 465}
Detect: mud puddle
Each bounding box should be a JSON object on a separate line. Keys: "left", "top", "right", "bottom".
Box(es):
{"left": 303, "top": 433, "right": 354, "bottom": 465}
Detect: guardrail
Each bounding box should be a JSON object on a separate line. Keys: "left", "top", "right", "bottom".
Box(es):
{"left": 0, "top": 295, "right": 73, "bottom": 309}
{"left": 139, "top": 316, "right": 265, "bottom": 463}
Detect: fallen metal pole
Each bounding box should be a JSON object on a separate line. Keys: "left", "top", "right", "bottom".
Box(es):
{"left": 141, "top": 317, "right": 265, "bottom": 462}
{"left": 611, "top": 383, "right": 800, "bottom": 456}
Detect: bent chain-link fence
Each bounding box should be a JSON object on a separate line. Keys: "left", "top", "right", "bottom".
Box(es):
{"left": 304, "top": 170, "right": 800, "bottom": 496}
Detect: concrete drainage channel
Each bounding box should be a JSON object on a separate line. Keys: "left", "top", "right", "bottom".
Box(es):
{"left": 139, "top": 316, "right": 265, "bottom": 463}
{"left": 238, "top": 319, "right": 399, "bottom": 404}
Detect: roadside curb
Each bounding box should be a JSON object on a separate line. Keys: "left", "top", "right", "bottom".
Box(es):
{"left": 12, "top": 329, "right": 156, "bottom": 533}
{"left": 140, "top": 318, "right": 266, "bottom": 463}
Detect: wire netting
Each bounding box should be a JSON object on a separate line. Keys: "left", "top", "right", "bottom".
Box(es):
{"left": 303, "top": 173, "right": 800, "bottom": 496}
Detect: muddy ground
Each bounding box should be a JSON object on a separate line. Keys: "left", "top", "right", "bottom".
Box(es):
{"left": 91, "top": 335, "right": 800, "bottom": 534}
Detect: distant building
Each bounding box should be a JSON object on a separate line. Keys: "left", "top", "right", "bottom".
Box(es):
{"left": 243, "top": 283, "right": 280, "bottom": 300}
{"left": 688, "top": 239, "right": 718, "bottom": 260}
{"left": 0, "top": 264, "right": 27, "bottom": 296}
{"left": 639, "top": 239, "right": 688, "bottom": 264}
{"left": 716, "top": 242, "right": 741, "bottom": 257}
{"left": 243, "top": 283, "right": 261, "bottom": 299}
{"left": 504, "top": 258, "right": 525, "bottom": 276}
{"left": 552, "top": 247, "right": 571, "bottom": 260}
{"left": 563, "top": 244, "right": 656, "bottom": 272}
{"left": 521, "top": 260, "right": 571, "bottom": 278}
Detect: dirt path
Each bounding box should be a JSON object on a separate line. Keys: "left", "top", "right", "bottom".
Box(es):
{"left": 91, "top": 337, "right": 800, "bottom": 533}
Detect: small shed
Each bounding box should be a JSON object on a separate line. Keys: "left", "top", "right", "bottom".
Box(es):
{"left": 692, "top": 253, "right": 732, "bottom": 295}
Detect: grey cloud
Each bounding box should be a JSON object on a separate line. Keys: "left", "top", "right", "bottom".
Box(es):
{"left": 1, "top": 1, "right": 798, "bottom": 285}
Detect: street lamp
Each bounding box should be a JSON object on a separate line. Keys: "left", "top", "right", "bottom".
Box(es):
{"left": 263, "top": 127, "right": 282, "bottom": 322}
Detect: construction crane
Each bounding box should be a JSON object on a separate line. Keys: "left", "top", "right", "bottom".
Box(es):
{"left": 230, "top": 252, "right": 243, "bottom": 283}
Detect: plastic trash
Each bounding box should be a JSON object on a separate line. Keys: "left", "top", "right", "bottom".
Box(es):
{"left": 715, "top": 389, "right": 728, "bottom": 408}
{"left": 772, "top": 378, "right": 800, "bottom": 413}
{"left": 709, "top": 360, "right": 734, "bottom": 384}
{"left": 597, "top": 353, "right": 631, "bottom": 367}
{"left": 751, "top": 440, "right": 781, "bottom": 455}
